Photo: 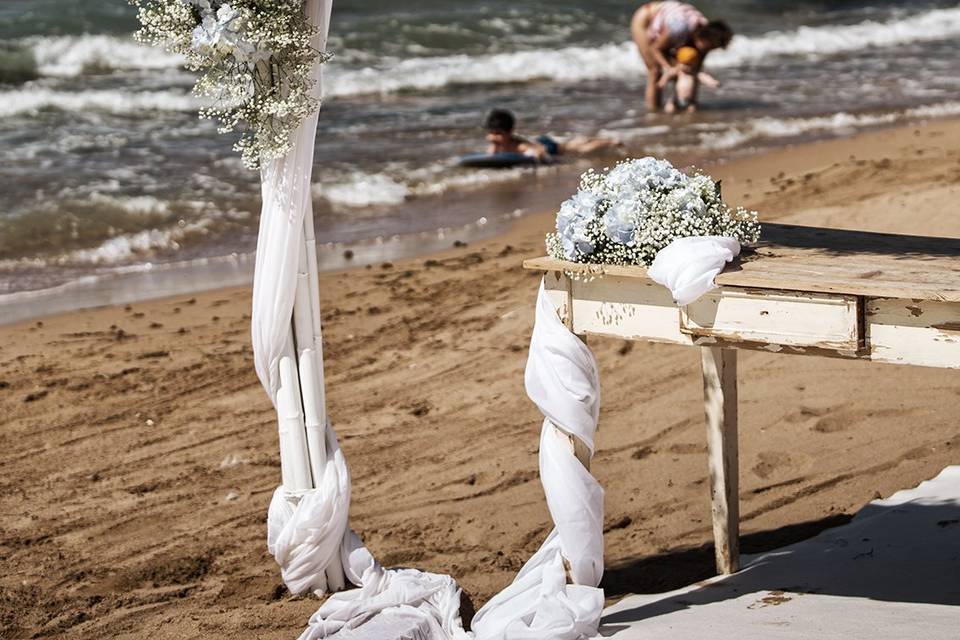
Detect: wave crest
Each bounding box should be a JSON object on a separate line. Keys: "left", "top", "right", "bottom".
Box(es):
{"left": 0, "top": 87, "right": 197, "bottom": 117}
{"left": 328, "top": 7, "right": 960, "bottom": 97}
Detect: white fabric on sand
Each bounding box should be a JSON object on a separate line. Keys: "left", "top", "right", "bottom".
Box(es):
{"left": 250, "top": 1, "right": 608, "bottom": 637}
{"left": 470, "top": 281, "right": 605, "bottom": 639}
{"left": 648, "top": 236, "right": 741, "bottom": 306}
{"left": 253, "top": 2, "right": 465, "bottom": 638}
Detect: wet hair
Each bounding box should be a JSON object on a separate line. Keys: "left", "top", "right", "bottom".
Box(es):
{"left": 697, "top": 20, "right": 733, "bottom": 49}
{"left": 484, "top": 108, "right": 515, "bottom": 133}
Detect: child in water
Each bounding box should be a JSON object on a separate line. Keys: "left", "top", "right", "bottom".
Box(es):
{"left": 658, "top": 46, "right": 720, "bottom": 113}
{"left": 483, "top": 109, "right": 621, "bottom": 162}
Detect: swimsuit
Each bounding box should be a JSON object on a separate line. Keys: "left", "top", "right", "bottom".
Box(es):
{"left": 535, "top": 135, "right": 560, "bottom": 157}
{"left": 647, "top": 2, "right": 707, "bottom": 50}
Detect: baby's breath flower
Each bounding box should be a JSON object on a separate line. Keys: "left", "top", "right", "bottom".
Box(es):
{"left": 130, "top": 0, "right": 332, "bottom": 169}
{"left": 546, "top": 157, "right": 761, "bottom": 274}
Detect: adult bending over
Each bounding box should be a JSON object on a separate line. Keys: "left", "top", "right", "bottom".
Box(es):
{"left": 631, "top": 2, "right": 732, "bottom": 113}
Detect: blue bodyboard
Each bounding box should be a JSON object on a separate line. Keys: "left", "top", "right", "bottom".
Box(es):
{"left": 457, "top": 152, "right": 538, "bottom": 168}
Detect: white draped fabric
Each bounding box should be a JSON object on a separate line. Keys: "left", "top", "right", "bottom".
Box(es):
{"left": 470, "top": 282, "right": 605, "bottom": 639}
{"left": 250, "top": 3, "right": 732, "bottom": 637}
{"left": 265, "top": 279, "right": 606, "bottom": 639}
{"left": 250, "top": 0, "right": 332, "bottom": 403}
{"left": 252, "top": 1, "right": 467, "bottom": 638}
{"left": 648, "top": 235, "right": 741, "bottom": 306}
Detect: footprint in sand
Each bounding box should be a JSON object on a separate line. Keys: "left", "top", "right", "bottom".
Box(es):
{"left": 812, "top": 413, "right": 851, "bottom": 433}
{"left": 667, "top": 442, "right": 705, "bottom": 455}
{"left": 752, "top": 451, "right": 798, "bottom": 479}
{"left": 783, "top": 404, "right": 830, "bottom": 423}
{"left": 783, "top": 404, "right": 852, "bottom": 433}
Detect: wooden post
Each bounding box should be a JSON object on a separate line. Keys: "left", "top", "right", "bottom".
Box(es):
{"left": 700, "top": 346, "right": 740, "bottom": 574}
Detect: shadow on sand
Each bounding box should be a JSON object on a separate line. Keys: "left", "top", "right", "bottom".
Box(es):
{"left": 600, "top": 470, "right": 960, "bottom": 634}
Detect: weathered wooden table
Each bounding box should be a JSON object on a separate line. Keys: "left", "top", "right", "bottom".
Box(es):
{"left": 525, "top": 223, "right": 960, "bottom": 575}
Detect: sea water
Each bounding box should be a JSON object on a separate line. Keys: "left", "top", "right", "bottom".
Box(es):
{"left": 1, "top": 0, "right": 959, "bottom": 301}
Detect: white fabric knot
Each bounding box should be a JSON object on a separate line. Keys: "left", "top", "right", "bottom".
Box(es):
{"left": 648, "top": 235, "right": 741, "bottom": 306}
{"left": 267, "top": 423, "right": 351, "bottom": 595}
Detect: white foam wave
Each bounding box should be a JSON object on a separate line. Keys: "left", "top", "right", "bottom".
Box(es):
{"left": 28, "top": 35, "right": 184, "bottom": 77}
{"left": 318, "top": 173, "right": 409, "bottom": 208}
{"left": 65, "top": 218, "right": 212, "bottom": 265}
{"left": 315, "top": 163, "right": 536, "bottom": 210}
{"left": 18, "top": 7, "right": 960, "bottom": 101}
{"left": 906, "top": 101, "right": 960, "bottom": 119}
{"left": 0, "top": 87, "right": 197, "bottom": 117}
{"left": 87, "top": 194, "right": 171, "bottom": 217}
{"left": 699, "top": 101, "right": 960, "bottom": 149}
{"left": 325, "top": 7, "right": 960, "bottom": 97}
{"left": 69, "top": 229, "right": 182, "bottom": 264}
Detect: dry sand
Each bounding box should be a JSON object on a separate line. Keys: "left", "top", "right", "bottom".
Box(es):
{"left": 2, "top": 119, "right": 959, "bottom": 639}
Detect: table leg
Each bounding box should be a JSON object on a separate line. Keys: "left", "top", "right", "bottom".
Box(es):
{"left": 700, "top": 346, "right": 740, "bottom": 574}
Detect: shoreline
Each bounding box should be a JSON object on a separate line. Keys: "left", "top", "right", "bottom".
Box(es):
{"left": 1, "top": 116, "right": 959, "bottom": 637}
{"left": 5, "top": 114, "right": 960, "bottom": 326}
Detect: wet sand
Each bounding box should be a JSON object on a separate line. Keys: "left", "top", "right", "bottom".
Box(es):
{"left": 2, "top": 118, "right": 959, "bottom": 638}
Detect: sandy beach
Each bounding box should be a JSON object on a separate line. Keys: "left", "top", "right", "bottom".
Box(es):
{"left": 2, "top": 118, "right": 959, "bottom": 638}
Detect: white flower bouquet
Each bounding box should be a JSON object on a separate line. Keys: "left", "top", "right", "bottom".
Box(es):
{"left": 130, "top": 0, "right": 330, "bottom": 169}
{"left": 546, "top": 157, "right": 761, "bottom": 267}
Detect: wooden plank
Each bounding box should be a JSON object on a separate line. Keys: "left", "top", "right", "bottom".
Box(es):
{"left": 542, "top": 270, "right": 571, "bottom": 325}
{"left": 700, "top": 347, "right": 740, "bottom": 575}
{"left": 681, "top": 287, "right": 862, "bottom": 353}
{"left": 867, "top": 298, "right": 960, "bottom": 369}
{"left": 525, "top": 223, "right": 960, "bottom": 302}
{"left": 568, "top": 273, "right": 694, "bottom": 346}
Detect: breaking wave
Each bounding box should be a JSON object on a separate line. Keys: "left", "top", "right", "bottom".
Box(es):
{"left": 11, "top": 7, "right": 960, "bottom": 99}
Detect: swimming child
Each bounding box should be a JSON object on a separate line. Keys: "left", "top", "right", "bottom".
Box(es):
{"left": 483, "top": 109, "right": 621, "bottom": 162}
{"left": 658, "top": 46, "right": 721, "bottom": 113}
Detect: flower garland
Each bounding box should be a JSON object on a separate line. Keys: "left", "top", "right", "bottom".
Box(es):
{"left": 547, "top": 157, "right": 761, "bottom": 267}
{"left": 130, "top": 0, "right": 331, "bottom": 169}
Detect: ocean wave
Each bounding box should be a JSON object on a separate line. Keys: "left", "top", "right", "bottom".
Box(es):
{"left": 325, "top": 7, "right": 960, "bottom": 97}
{"left": 86, "top": 193, "right": 172, "bottom": 217}
{"left": 63, "top": 217, "right": 214, "bottom": 265}
{"left": 699, "top": 101, "right": 960, "bottom": 149}
{"left": 28, "top": 34, "right": 185, "bottom": 77}
{"left": 0, "top": 87, "right": 197, "bottom": 117}
{"left": 16, "top": 7, "right": 960, "bottom": 99}
{"left": 315, "top": 163, "right": 537, "bottom": 210}
{"left": 318, "top": 173, "right": 410, "bottom": 208}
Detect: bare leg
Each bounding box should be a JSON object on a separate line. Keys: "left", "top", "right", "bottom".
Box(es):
{"left": 561, "top": 136, "right": 623, "bottom": 155}
{"left": 645, "top": 64, "right": 662, "bottom": 112}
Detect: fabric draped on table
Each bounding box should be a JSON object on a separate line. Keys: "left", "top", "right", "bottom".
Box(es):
{"left": 469, "top": 281, "right": 605, "bottom": 639}
{"left": 648, "top": 235, "right": 741, "bottom": 306}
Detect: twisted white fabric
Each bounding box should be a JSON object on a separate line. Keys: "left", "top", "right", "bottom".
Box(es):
{"left": 250, "top": 2, "right": 609, "bottom": 635}
{"left": 251, "top": 3, "right": 469, "bottom": 632}
{"left": 648, "top": 235, "right": 741, "bottom": 306}
{"left": 264, "top": 281, "right": 606, "bottom": 639}
{"left": 470, "top": 282, "right": 605, "bottom": 639}
{"left": 250, "top": 0, "right": 331, "bottom": 403}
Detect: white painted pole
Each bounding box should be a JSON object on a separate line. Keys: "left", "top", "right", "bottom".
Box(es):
{"left": 303, "top": 206, "right": 328, "bottom": 431}
{"left": 293, "top": 230, "right": 328, "bottom": 470}
{"left": 296, "top": 208, "right": 346, "bottom": 592}
{"left": 277, "top": 349, "right": 313, "bottom": 493}
{"left": 297, "top": 348, "right": 325, "bottom": 478}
